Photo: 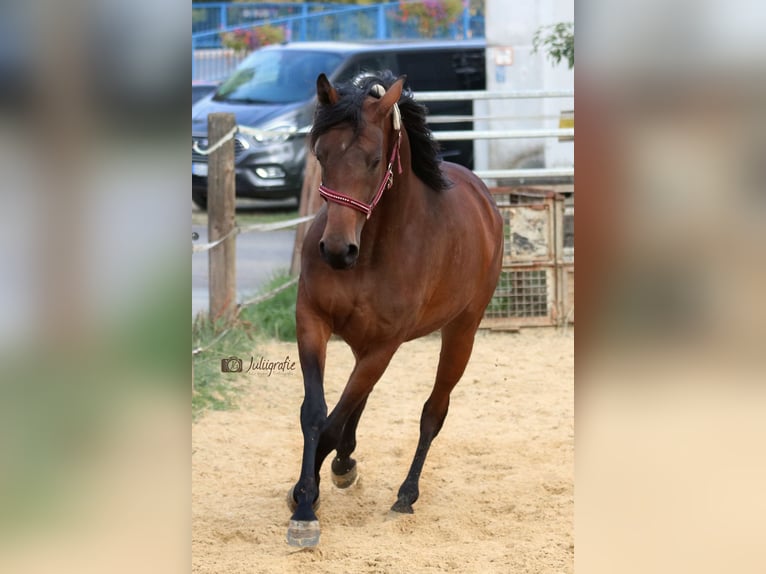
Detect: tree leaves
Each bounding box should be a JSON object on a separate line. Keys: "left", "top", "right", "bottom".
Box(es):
{"left": 532, "top": 22, "right": 574, "bottom": 70}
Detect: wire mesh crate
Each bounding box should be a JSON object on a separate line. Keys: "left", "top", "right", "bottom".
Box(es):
{"left": 482, "top": 188, "right": 572, "bottom": 329}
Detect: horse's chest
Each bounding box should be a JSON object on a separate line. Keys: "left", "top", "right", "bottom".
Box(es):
{"left": 318, "top": 283, "right": 417, "bottom": 339}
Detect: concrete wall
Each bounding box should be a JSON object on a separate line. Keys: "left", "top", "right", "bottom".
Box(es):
{"left": 480, "top": 0, "right": 574, "bottom": 179}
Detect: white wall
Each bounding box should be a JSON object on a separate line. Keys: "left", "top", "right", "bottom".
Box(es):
{"left": 483, "top": 0, "right": 574, "bottom": 176}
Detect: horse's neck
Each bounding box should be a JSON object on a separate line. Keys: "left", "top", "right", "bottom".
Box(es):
{"left": 364, "top": 132, "right": 428, "bottom": 242}
{"left": 383, "top": 131, "right": 421, "bottom": 210}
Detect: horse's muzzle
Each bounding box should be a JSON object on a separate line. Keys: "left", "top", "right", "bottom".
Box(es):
{"left": 319, "top": 239, "right": 359, "bottom": 270}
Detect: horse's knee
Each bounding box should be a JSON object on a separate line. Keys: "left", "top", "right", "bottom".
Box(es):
{"left": 300, "top": 401, "right": 327, "bottom": 433}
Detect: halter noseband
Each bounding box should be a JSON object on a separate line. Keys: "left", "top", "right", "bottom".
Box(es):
{"left": 317, "top": 86, "right": 403, "bottom": 220}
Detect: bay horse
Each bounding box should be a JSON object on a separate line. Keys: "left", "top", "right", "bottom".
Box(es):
{"left": 288, "top": 71, "right": 503, "bottom": 547}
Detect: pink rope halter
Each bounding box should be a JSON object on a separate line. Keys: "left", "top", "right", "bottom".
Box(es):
{"left": 318, "top": 105, "right": 403, "bottom": 220}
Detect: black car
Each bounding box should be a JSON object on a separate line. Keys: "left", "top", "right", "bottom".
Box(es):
{"left": 192, "top": 40, "right": 486, "bottom": 210}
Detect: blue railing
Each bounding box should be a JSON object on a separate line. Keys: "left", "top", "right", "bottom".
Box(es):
{"left": 192, "top": 1, "right": 486, "bottom": 81}
{"left": 193, "top": 2, "right": 345, "bottom": 46}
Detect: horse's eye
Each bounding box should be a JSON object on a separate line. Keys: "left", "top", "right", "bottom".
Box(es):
{"left": 369, "top": 157, "right": 381, "bottom": 170}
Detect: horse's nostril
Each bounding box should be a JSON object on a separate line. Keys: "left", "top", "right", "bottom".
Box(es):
{"left": 319, "top": 239, "right": 358, "bottom": 269}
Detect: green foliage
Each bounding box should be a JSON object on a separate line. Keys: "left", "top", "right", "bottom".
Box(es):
{"left": 239, "top": 270, "right": 298, "bottom": 342}
{"left": 192, "top": 313, "right": 252, "bottom": 419}
{"left": 532, "top": 22, "right": 574, "bottom": 69}
{"left": 192, "top": 270, "right": 298, "bottom": 420}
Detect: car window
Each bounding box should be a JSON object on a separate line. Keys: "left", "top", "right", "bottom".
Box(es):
{"left": 391, "top": 48, "right": 486, "bottom": 170}
{"left": 452, "top": 50, "right": 485, "bottom": 90}
{"left": 214, "top": 49, "right": 344, "bottom": 104}
{"left": 395, "top": 49, "right": 484, "bottom": 91}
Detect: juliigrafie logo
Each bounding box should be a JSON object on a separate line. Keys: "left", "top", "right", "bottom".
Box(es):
{"left": 220, "top": 356, "right": 243, "bottom": 373}
{"left": 219, "top": 355, "right": 297, "bottom": 375}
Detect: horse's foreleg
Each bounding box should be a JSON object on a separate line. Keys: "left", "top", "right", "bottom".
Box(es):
{"left": 315, "top": 344, "right": 399, "bottom": 490}
{"left": 288, "top": 303, "right": 331, "bottom": 547}
{"left": 330, "top": 396, "right": 368, "bottom": 488}
{"left": 292, "top": 348, "right": 328, "bottom": 517}
{"left": 392, "top": 318, "right": 479, "bottom": 514}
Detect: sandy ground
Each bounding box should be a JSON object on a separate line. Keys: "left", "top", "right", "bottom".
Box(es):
{"left": 192, "top": 329, "right": 573, "bottom": 573}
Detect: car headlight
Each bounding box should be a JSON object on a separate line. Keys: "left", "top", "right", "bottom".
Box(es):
{"left": 251, "top": 124, "right": 297, "bottom": 143}
{"left": 239, "top": 110, "right": 311, "bottom": 144}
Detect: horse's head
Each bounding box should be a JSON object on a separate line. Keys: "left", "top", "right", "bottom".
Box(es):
{"left": 312, "top": 73, "right": 404, "bottom": 270}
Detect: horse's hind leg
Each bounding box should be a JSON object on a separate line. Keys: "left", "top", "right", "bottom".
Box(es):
{"left": 331, "top": 397, "right": 368, "bottom": 488}
{"left": 392, "top": 316, "right": 480, "bottom": 514}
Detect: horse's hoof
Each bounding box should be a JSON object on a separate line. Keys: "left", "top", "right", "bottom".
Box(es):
{"left": 287, "top": 485, "right": 320, "bottom": 513}
{"left": 331, "top": 464, "right": 358, "bottom": 489}
{"left": 286, "top": 520, "right": 320, "bottom": 547}
{"left": 390, "top": 500, "right": 414, "bottom": 514}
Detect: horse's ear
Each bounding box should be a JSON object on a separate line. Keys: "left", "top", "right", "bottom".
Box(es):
{"left": 376, "top": 75, "right": 406, "bottom": 119}
{"left": 317, "top": 73, "right": 339, "bottom": 105}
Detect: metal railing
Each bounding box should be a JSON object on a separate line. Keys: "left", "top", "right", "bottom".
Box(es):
{"left": 416, "top": 89, "right": 575, "bottom": 183}
{"left": 192, "top": 1, "right": 485, "bottom": 80}
{"left": 193, "top": 2, "right": 342, "bottom": 40}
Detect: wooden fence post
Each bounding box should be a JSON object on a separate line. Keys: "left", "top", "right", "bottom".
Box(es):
{"left": 207, "top": 112, "right": 237, "bottom": 322}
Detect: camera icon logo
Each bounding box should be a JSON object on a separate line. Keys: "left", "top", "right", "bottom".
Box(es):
{"left": 221, "top": 356, "right": 243, "bottom": 373}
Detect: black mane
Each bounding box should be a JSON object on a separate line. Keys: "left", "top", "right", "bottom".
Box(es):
{"left": 310, "top": 70, "right": 451, "bottom": 192}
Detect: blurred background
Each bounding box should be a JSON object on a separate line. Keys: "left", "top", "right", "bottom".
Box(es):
{"left": 0, "top": 0, "right": 189, "bottom": 572}
{"left": 576, "top": 0, "right": 766, "bottom": 572}
{"left": 0, "top": 0, "right": 765, "bottom": 572}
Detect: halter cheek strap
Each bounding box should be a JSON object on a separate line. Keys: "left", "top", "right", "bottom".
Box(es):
{"left": 318, "top": 84, "right": 403, "bottom": 220}
{"left": 318, "top": 130, "right": 401, "bottom": 220}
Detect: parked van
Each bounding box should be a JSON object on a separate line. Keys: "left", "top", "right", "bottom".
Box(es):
{"left": 192, "top": 40, "right": 486, "bottom": 209}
